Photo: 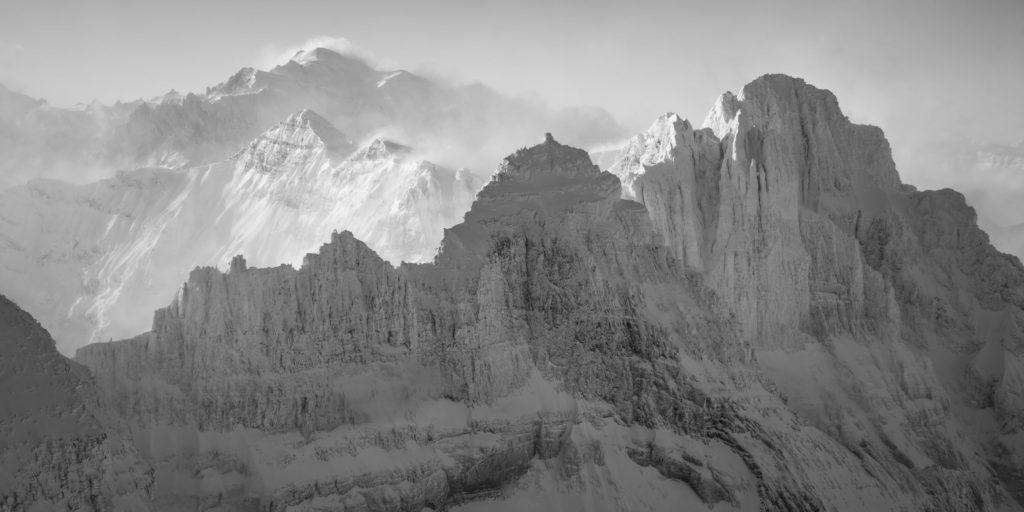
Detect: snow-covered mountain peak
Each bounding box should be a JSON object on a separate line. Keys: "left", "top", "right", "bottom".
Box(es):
{"left": 350, "top": 137, "right": 412, "bottom": 161}
{"left": 607, "top": 112, "right": 718, "bottom": 200}
{"left": 281, "top": 46, "right": 377, "bottom": 78}
{"left": 207, "top": 66, "right": 263, "bottom": 98}
{"left": 702, "top": 90, "right": 741, "bottom": 139}
{"left": 0, "top": 40, "right": 625, "bottom": 190}
{"left": 290, "top": 46, "right": 347, "bottom": 65}
{"left": 656, "top": 111, "right": 687, "bottom": 127}
{"left": 635, "top": 113, "right": 701, "bottom": 158}
{"left": 235, "top": 109, "right": 352, "bottom": 173}
{"left": 285, "top": 108, "right": 351, "bottom": 151}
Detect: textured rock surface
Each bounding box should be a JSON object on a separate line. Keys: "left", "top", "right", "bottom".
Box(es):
{"left": 0, "top": 110, "right": 477, "bottom": 354}
{"left": 75, "top": 124, "right": 1021, "bottom": 511}
{"left": 76, "top": 138, "right": 740, "bottom": 510}
{"left": 608, "top": 74, "right": 1024, "bottom": 508}
{"left": 0, "top": 294, "right": 152, "bottom": 511}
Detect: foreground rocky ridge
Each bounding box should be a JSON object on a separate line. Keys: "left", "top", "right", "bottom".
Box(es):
{"left": 73, "top": 95, "right": 1022, "bottom": 510}
{"left": 0, "top": 109, "right": 477, "bottom": 354}
{"left": 0, "top": 294, "right": 152, "bottom": 511}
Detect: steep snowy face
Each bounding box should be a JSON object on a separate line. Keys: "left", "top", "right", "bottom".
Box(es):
{"left": 0, "top": 47, "right": 625, "bottom": 188}
{"left": 0, "top": 294, "right": 152, "bottom": 510}
{"left": 237, "top": 108, "right": 353, "bottom": 172}
{"left": 221, "top": 124, "right": 477, "bottom": 268}
{"left": 609, "top": 74, "right": 1024, "bottom": 506}
{"left": 0, "top": 111, "right": 477, "bottom": 354}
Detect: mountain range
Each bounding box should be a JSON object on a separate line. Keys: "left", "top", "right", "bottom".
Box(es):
{"left": 0, "top": 49, "right": 1023, "bottom": 511}
{"left": 0, "top": 47, "right": 624, "bottom": 189}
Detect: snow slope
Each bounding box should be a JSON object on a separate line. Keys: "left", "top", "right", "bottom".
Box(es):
{"left": 0, "top": 110, "right": 477, "bottom": 354}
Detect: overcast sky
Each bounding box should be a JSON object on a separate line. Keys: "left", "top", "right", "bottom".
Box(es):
{"left": 1, "top": 0, "right": 1022, "bottom": 184}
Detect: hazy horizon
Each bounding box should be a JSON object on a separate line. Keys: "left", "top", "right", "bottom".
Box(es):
{"left": 2, "top": 0, "right": 1022, "bottom": 134}
{"left": 1, "top": 0, "right": 1023, "bottom": 214}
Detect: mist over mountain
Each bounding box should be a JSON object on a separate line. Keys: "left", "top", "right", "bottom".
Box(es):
{"left": 0, "top": 46, "right": 625, "bottom": 189}
{"left": 0, "top": 108, "right": 479, "bottom": 355}
{"left": 4, "top": 68, "right": 1024, "bottom": 510}
{"left": 1, "top": 22, "right": 1024, "bottom": 512}
{"left": 0, "top": 46, "right": 624, "bottom": 355}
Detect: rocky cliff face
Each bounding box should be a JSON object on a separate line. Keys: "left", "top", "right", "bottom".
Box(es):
{"left": 0, "top": 294, "right": 152, "bottom": 511}
{"left": 609, "top": 74, "right": 1024, "bottom": 506}
{"left": 75, "top": 118, "right": 1021, "bottom": 510}
{"left": 612, "top": 76, "right": 904, "bottom": 343}
{"left": 0, "top": 110, "right": 477, "bottom": 354}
